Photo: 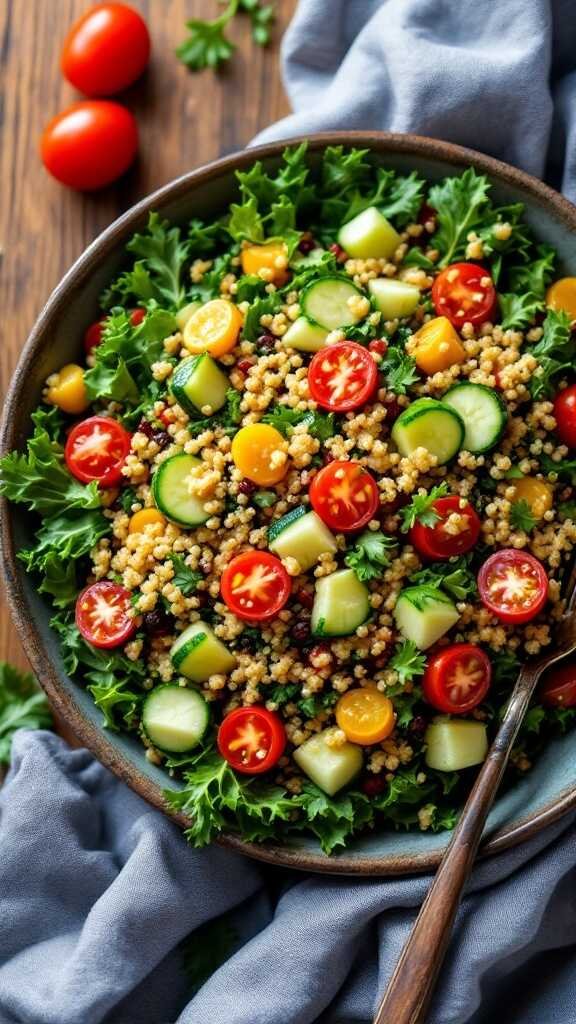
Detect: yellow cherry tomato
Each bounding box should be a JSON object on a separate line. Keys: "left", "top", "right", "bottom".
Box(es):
{"left": 336, "top": 688, "right": 396, "bottom": 745}
{"left": 183, "top": 299, "right": 243, "bottom": 358}
{"left": 412, "top": 316, "right": 466, "bottom": 376}
{"left": 546, "top": 277, "right": 576, "bottom": 321}
{"left": 231, "top": 424, "right": 289, "bottom": 485}
{"left": 46, "top": 363, "right": 88, "bottom": 414}
{"left": 511, "top": 476, "right": 553, "bottom": 520}
{"left": 128, "top": 508, "right": 166, "bottom": 534}
{"left": 241, "top": 242, "right": 289, "bottom": 284}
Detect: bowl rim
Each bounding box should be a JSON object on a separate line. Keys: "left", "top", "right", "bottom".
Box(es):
{"left": 3, "top": 129, "right": 576, "bottom": 876}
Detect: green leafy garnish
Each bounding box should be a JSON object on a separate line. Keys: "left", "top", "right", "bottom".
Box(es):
{"left": 101, "top": 213, "right": 191, "bottom": 310}
{"left": 509, "top": 499, "right": 537, "bottom": 533}
{"left": 388, "top": 640, "right": 426, "bottom": 684}
{"left": 498, "top": 291, "right": 544, "bottom": 331}
{"left": 252, "top": 490, "right": 277, "bottom": 508}
{"left": 380, "top": 346, "right": 419, "bottom": 395}
{"left": 85, "top": 306, "right": 177, "bottom": 409}
{"left": 409, "top": 556, "right": 477, "bottom": 601}
{"left": 428, "top": 168, "right": 491, "bottom": 267}
{"left": 295, "top": 782, "right": 373, "bottom": 855}
{"left": 0, "top": 663, "right": 53, "bottom": 765}
{"left": 262, "top": 405, "right": 335, "bottom": 441}
{"left": 170, "top": 555, "right": 203, "bottom": 596}
{"left": 188, "top": 388, "right": 243, "bottom": 437}
{"left": 344, "top": 530, "right": 397, "bottom": 581}
{"left": 507, "top": 244, "right": 556, "bottom": 298}
{"left": 400, "top": 483, "right": 449, "bottom": 532}
{"left": 528, "top": 308, "right": 574, "bottom": 400}
{"left": 177, "top": 1, "right": 274, "bottom": 72}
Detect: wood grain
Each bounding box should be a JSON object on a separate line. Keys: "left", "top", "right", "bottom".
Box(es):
{"left": 0, "top": 0, "right": 294, "bottom": 675}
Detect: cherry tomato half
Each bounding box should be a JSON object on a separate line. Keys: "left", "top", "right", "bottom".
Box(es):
{"left": 41, "top": 101, "right": 138, "bottom": 191}
{"left": 221, "top": 551, "right": 291, "bottom": 622}
{"left": 540, "top": 660, "right": 576, "bottom": 708}
{"left": 75, "top": 581, "right": 136, "bottom": 649}
{"left": 478, "top": 549, "right": 548, "bottom": 624}
{"left": 308, "top": 342, "right": 378, "bottom": 412}
{"left": 84, "top": 318, "right": 106, "bottom": 355}
{"left": 61, "top": 3, "right": 151, "bottom": 97}
{"left": 65, "top": 415, "right": 131, "bottom": 487}
{"left": 309, "top": 460, "right": 380, "bottom": 532}
{"left": 423, "top": 644, "right": 492, "bottom": 714}
{"left": 554, "top": 385, "right": 576, "bottom": 449}
{"left": 409, "top": 495, "right": 481, "bottom": 560}
{"left": 431, "top": 263, "right": 496, "bottom": 329}
{"left": 336, "top": 688, "right": 396, "bottom": 744}
{"left": 218, "top": 706, "right": 286, "bottom": 774}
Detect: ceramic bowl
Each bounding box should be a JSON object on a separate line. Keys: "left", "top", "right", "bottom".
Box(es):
{"left": 3, "top": 132, "right": 576, "bottom": 875}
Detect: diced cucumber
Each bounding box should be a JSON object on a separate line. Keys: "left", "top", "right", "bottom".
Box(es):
{"left": 176, "top": 302, "right": 201, "bottom": 332}
{"left": 152, "top": 453, "right": 211, "bottom": 528}
{"left": 391, "top": 398, "right": 464, "bottom": 465}
{"left": 425, "top": 717, "right": 488, "bottom": 772}
{"left": 170, "top": 354, "right": 229, "bottom": 416}
{"left": 368, "top": 277, "right": 420, "bottom": 319}
{"left": 268, "top": 507, "right": 337, "bottom": 572}
{"left": 442, "top": 383, "right": 507, "bottom": 453}
{"left": 142, "top": 684, "right": 210, "bottom": 753}
{"left": 281, "top": 316, "right": 329, "bottom": 353}
{"left": 311, "top": 568, "right": 370, "bottom": 637}
{"left": 301, "top": 277, "right": 364, "bottom": 332}
{"left": 394, "top": 586, "right": 459, "bottom": 650}
{"left": 338, "top": 206, "right": 401, "bottom": 260}
{"left": 171, "top": 621, "right": 236, "bottom": 682}
{"left": 293, "top": 729, "right": 363, "bottom": 796}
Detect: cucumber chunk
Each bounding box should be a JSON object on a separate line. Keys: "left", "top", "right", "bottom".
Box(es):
{"left": 442, "top": 383, "right": 507, "bottom": 453}
{"left": 152, "top": 453, "right": 211, "bottom": 528}
{"left": 171, "top": 354, "right": 229, "bottom": 416}
{"left": 142, "top": 684, "right": 209, "bottom": 753}
{"left": 338, "top": 206, "right": 401, "bottom": 260}
{"left": 281, "top": 316, "right": 329, "bottom": 353}
{"left": 176, "top": 302, "right": 201, "bottom": 332}
{"left": 425, "top": 717, "right": 488, "bottom": 772}
{"left": 311, "top": 568, "right": 370, "bottom": 637}
{"left": 394, "top": 586, "right": 459, "bottom": 650}
{"left": 391, "top": 398, "right": 464, "bottom": 465}
{"left": 301, "top": 277, "right": 364, "bottom": 332}
{"left": 368, "top": 278, "right": 420, "bottom": 319}
{"left": 171, "top": 621, "right": 236, "bottom": 682}
{"left": 269, "top": 508, "right": 337, "bottom": 572}
{"left": 293, "top": 729, "right": 363, "bottom": 796}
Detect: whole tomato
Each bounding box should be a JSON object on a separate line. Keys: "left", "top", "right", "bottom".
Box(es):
{"left": 61, "top": 3, "right": 150, "bottom": 96}
{"left": 41, "top": 101, "right": 138, "bottom": 190}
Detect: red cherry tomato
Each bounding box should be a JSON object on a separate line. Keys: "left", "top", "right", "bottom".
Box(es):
{"left": 540, "top": 660, "right": 576, "bottom": 707}
{"left": 61, "top": 3, "right": 150, "bottom": 97}
{"left": 409, "top": 495, "right": 481, "bottom": 560}
{"left": 554, "top": 385, "right": 576, "bottom": 449}
{"left": 309, "top": 460, "right": 380, "bottom": 532}
{"left": 431, "top": 263, "right": 496, "bottom": 328}
{"left": 84, "top": 318, "right": 106, "bottom": 355}
{"left": 478, "top": 549, "right": 548, "bottom": 624}
{"left": 65, "top": 415, "right": 131, "bottom": 487}
{"left": 308, "top": 342, "right": 378, "bottom": 412}
{"left": 75, "top": 581, "right": 136, "bottom": 649}
{"left": 220, "top": 551, "right": 291, "bottom": 622}
{"left": 218, "top": 706, "right": 286, "bottom": 774}
{"left": 130, "top": 308, "right": 146, "bottom": 326}
{"left": 41, "top": 101, "right": 138, "bottom": 191}
{"left": 423, "top": 643, "right": 492, "bottom": 714}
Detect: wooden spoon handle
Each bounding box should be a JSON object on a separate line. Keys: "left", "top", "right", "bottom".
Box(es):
{"left": 373, "top": 663, "right": 542, "bottom": 1024}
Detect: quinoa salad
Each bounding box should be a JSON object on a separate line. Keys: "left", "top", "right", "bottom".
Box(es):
{"left": 4, "top": 144, "right": 576, "bottom": 854}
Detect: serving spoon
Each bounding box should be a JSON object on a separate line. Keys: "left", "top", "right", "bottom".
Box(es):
{"left": 373, "top": 563, "right": 576, "bottom": 1024}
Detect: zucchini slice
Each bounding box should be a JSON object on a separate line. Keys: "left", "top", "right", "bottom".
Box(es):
{"left": 442, "top": 383, "right": 507, "bottom": 453}
{"left": 311, "top": 568, "right": 370, "bottom": 637}
{"left": 281, "top": 316, "right": 329, "bottom": 353}
{"left": 268, "top": 507, "right": 337, "bottom": 572}
{"left": 142, "top": 684, "right": 210, "bottom": 753}
{"left": 391, "top": 398, "right": 464, "bottom": 465}
{"left": 425, "top": 717, "right": 488, "bottom": 771}
{"left": 301, "top": 277, "right": 364, "bottom": 332}
{"left": 170, "top": 621, "right": 236, "bottom": 682}
{"left": 394, "top": 586, "right": 459, "bottom": 650}
{"left": 293, "top": 729, "right": 363, "bottom": 796}
{"left": 171, "top": 354, "right": 229, "bottom": 416}
{"left": 368, "top": 277, "right": 420, "bottom": 319}
{"left": 338, "top": 206, "right": 401, "bottom": 260}
{"left": 152, "top": 453, "right": 211, "bottom": 528}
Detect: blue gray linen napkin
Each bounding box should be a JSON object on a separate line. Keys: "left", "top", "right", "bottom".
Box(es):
{"left": 5, "top": 2, "right": 576, "bottom": 1021}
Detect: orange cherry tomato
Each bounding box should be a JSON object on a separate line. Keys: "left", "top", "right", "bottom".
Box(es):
{"left": 546, "top": 277, "right": 576, "bottom": 321}
{"left": 61, "top": 3, "right": 150, "bottom": 97}
{"left": 241, "top": 242, "right": 288, "bottom": 284}
{"left": 335, "top": 688, "right": 396, "bottom": 745}
{"left": 41, "top": 101, "right": 138, "bottom": 191}
{"left": 309, "top": 460, "right": 379, "bottom": 532}
{"left": 231, "top": 424, "right": 289, "bottom": 486}
{"left": 221, "top": 551, "right": 291, "bottom": 622}
{"left": 183, "top": 299, "right": 243, "bottom": 358}
{"left": 218, "top": 706, "right": 286, "bottom": 774}
{"left": 128, "top": 508, "right": 165, "bottom": 533}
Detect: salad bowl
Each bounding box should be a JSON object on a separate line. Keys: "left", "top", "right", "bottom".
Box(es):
{"left": 3, "top": 131, "right": 576, "bottom": 875}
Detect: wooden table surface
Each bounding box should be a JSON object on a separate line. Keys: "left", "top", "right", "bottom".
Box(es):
{"left": 0, "top": 0, "right": 294, "bottom": 675}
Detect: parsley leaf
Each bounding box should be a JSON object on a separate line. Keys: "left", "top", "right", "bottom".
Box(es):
{"left": 509, "top": 499, "right": 537, "bottom": 533}
{"left": 170, "top": 555, "right": 203, "bottom": 596}
{"left": 380, "top": 346, "right": 419, "bottom": 395}
{"left": 507, "top": 243, "right": 556, "bottom": 298}
{"left": 262, "top": 405, "right": 335, "bottom": 441}
{"left": 344, "top": 530, "right": 397, "bottom": 581}
{"left": 242, "top": 293, "right": 283, "bottom": 341}
{"left": 409, "top": 555, "right": 477, "bottom": 601}
{"left": 400, "top": 483, "right": 449, "bottom": 532}
{"left": 429, "top": 168, "right": 491, "bottom": 267}
{"left": 528, "top": 308, "right": 574, "bottom": 399}
{"left": 295, "top": 782, "right": 374, "bottom": 855}
{"left": 498, "top": 291, "right": 544, "bottom": 331}
{"left": 389, "top": 640, "right": 426, "bottom": 684}
{"left": 0, "top": 663, "right": 53, "bottom": 765}
{"left": 102, "top": 214, "right": 190, "bottom": 310}
{"left": 85, "top": 307, "right": 177, "bottom": 408}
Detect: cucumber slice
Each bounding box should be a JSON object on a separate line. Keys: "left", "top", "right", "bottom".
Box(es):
{"left": 301, "top": 277, "right": 364, "bottom": 332}
{"left": 171, "top": 621, "right": 236, "bottom": 682}
{"left": 152, "top": 453, "right": 211, "bottom": 528}
{"left": 171, "top": 354, "right": 229, "bottom": 417}
{"left": 311, "top": 568, "right": 370, "bottom": 637}
{"left": 425, "top": 717, "right": 488, "bottom": 772}
{"left": 176, "top": 302, "right": 201, "bottom": 332}
{"left": 281, "top": 316, "right": 329, "bottom": 353}
{"left": 391, "top": 398, "right": 464, "bottom": 465}
{"left": 368, "top": 277, "right": 420, "bottom": 319}
{"left": 293, "top": 729, "right": 363, "bottom": 796}
{"left": 142, "top": 684, "right": 209, "bottom": 753}
{"left": 338, "top": 206, "right": 401, "bottom": 260}
{"left": 442, "top": 383, "right": 507, "bottom": 453}
{"left": 394, "top": 586, "right": 460, "bottom": 650}
{"left": 268, "top": 508, "right": 337, "bottom": 572}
